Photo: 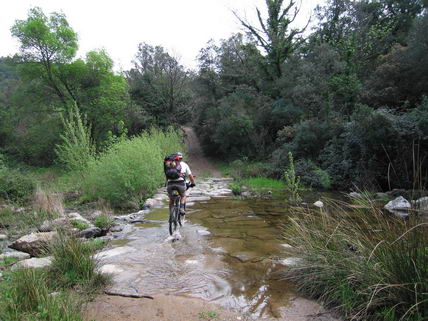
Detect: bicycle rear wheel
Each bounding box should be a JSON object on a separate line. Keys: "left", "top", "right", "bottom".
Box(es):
{"left": 169, "top": 197, "right": 180, "bottom": 235}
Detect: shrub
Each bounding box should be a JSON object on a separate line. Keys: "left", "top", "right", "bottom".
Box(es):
{"left": 0, "top": 166, "right": 35, "bottom": 203}
{"left": 283, "top": 196, "right": 428, "bottom": 320}
{"left": 81, "top": 127, "right": 183, "bottom": 207}
{"left": 55, "top": 104, "right": 95, "bottom": 172}
{"left": 295, "top": 159, "right": 331, "bottom": 189}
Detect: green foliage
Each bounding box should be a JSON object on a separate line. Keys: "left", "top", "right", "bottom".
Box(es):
{"left": 48, "top": 231, "right": 107, "bottom": 290}
{"left": 282, "top": 152, "right": 301, "bottom": 201}
{"left": 283, "top": 197, "right": 428, "bottom": 320}
{"left": 0, "top": 165, "right": 35, "bottom": 203}
{"left": 229, "top": 182, "right": 242, "bottom": 196}
{"left": 242, "top": 177, "right": 285, "bottom": 190}
{"left": 198, "top": 310, "right": 218, "bottom": 320}
{"left": 94, "top": 214, "right": 113, "bottom": 230}
{"left": 70, "top": 220, "right": 90, "bottom": 231}
{"left": 295, "top": 159, "right": 331, "bottom": 189}
{"left": 81, "top": 127, "right": 183, "bottom": 207}
{"left": 0, "top": 269, "right": 82, "bottom": 321}
{"left": 55, "top": 104, "right": 95, "bottom": 172}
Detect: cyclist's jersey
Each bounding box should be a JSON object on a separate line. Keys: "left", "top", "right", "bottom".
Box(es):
{"left": 167, "top": 161, "right": 192, "bottom": 183}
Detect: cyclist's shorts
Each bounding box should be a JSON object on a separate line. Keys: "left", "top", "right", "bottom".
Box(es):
{"left": 167, "top": 180, "right": 186, "bottom": 198}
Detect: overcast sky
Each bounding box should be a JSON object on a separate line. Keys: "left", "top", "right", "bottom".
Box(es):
{"left": 1, "top": 0, "right": 323, "bottom": 71}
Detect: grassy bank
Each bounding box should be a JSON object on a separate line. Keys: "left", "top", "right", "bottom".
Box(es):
{"left": 0, "top": 233, "right": 108, "bottom": 320}
{"left": 282, "top": 197, "right": 428, "bottom": 320}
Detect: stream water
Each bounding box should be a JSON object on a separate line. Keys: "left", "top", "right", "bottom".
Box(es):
{"left": 101, "top": 195, "right": 327, "bottom": 319}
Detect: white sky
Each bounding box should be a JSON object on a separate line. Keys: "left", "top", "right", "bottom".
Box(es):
{"left": 0, "top": 0, "right": 323, "bottom": 71}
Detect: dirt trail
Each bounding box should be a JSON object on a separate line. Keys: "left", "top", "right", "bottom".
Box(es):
{"left": 183, "top": 127, "right": 222, "bottom": 178}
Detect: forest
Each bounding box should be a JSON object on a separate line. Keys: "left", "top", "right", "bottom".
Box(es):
{"left": 1, "top": 0, "right": 428, "bottom": 198}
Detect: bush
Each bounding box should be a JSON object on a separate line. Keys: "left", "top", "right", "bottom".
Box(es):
{"left": 295, "top": 159, "right": 331, "bottom": 189}
{"left": 55, "top": 104, "right": 95, "bottom": 172}
{"left": 0, "top": 166, "right": 35, "bottom": 203}
{"left": 283, "top": 197, "right": 428, "bottom": 320}
{"left": 81, "top": 127, "right": 183, "bottom": 207}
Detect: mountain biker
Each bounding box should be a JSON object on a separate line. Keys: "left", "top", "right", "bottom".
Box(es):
{"left": 166, "top": 152, "right": 196, "bottom": 216}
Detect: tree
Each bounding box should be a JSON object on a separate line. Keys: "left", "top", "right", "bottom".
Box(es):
{"left": 11, "top": 7, "right": 78, "bottom": 106}
{"left": 127, "top": 43, "right": 191, "bottom": 127}
{"left": 234, "top": 0, "right": 308, "bottom": 79}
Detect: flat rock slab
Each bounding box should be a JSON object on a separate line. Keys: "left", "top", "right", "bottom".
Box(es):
{"left": 12, "top": 256, "right": 53, "bottom": 270}
{"left": 95, "top": 246, "right": 136, "bottom": 261}
{"left": 0, "top": 250, "right": 31, "bottom": 260}
{"left": 99, "top": 264, "right": 125, "bottom": 275}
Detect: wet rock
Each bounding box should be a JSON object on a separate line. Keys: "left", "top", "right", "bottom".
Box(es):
{"left": 110, "top": 224, "right": 125, "bottom": 232}
{"left": 0, "top": 234, "right": 7, "bottom": 241}
{"left": 384, "top": 196, "right": 411, "bottom": 211}
{"left": 94, "top": 246, "right": 136, "bottom": 261}
{"left": 99, "top": 264, "right": 124, "bottom": 275}
{"left": 230, "top": 252, "right": 259, "bottom": 263}
{"left": 413, "top": 196, "right": 428, "bottom": 211}
{"left": 280, "top": 257, "right": 303, "bottom": 267}
{"left": 280, "top": 243, "right": 293, "bottom": 249}
{"left": 313, "top": 200, "right": 324, "bottom": 208}
{"left": 78, "top": 227, "right": 102, "bottom": 239}
{"left": 197, "top": 229, "right": 211, "bottom": 236}
{"left": 12, "top": 256, "right": 53, "bottom": 270}
{"left": 0, "top": 250, "right": 31, "bottom": 261}
{"left": 9, "top": 232, "right": 57, "bottom": 256}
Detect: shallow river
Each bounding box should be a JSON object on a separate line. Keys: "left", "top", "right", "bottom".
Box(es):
{"left": 103, "top": 196, "right": 308, "bottom": 319}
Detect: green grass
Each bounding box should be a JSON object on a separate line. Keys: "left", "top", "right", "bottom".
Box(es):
{"left": 48, "top": 231, "right": 108, "bottom": 291}
{"left": 94, "top": 214, "right": 113, "bottom": 230}
{"left": 242, "top": 177, "right": 285, "bottom": 190}
{"left": 70, "top": 219, "right": 90, "bottom": 231}
{"left": 0, "top": 257, "right": 19, "bottom": 269}
{"left": 198, "top": 310, "right": 218, "bottom": 320}
{"left": 0, "top": 268, "right": 83, "bottom": 321}
{"left": 282, "top": 195, "right": 428, "bottom": 321}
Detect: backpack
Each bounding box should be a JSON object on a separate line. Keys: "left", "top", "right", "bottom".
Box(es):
{"left": 164, "top": 154, "right": 183, "bottom": 180}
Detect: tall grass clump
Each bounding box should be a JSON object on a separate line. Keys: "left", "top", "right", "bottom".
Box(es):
{"left": 81, "top": 127, "right": 183, "bottom": 207}
{"left": 55, "top": 103, "right": 95, "bottom": 172}
{"left": 283, "top": 195, "right": 428, "bottom": 320}
{"left": 32, "top": 185, "right": 64, "bottom": 219}
{"left": 48, "top": 231, "right": 107, "bottom": 290}
{"left": 0, "top": 268, "right": 82, "bottom": 321}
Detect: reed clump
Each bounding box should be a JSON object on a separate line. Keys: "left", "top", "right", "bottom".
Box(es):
{"left": 283, "top": 194, "right": 428, "bottom": 320}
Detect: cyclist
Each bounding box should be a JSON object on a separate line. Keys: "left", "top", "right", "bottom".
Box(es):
{"left": 166, "top": 152, "right": 196, "bottom": 216}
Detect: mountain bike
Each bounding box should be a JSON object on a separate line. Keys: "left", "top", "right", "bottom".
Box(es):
{"left": 169, "top": 182, "right": 192, "bottom": 235}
